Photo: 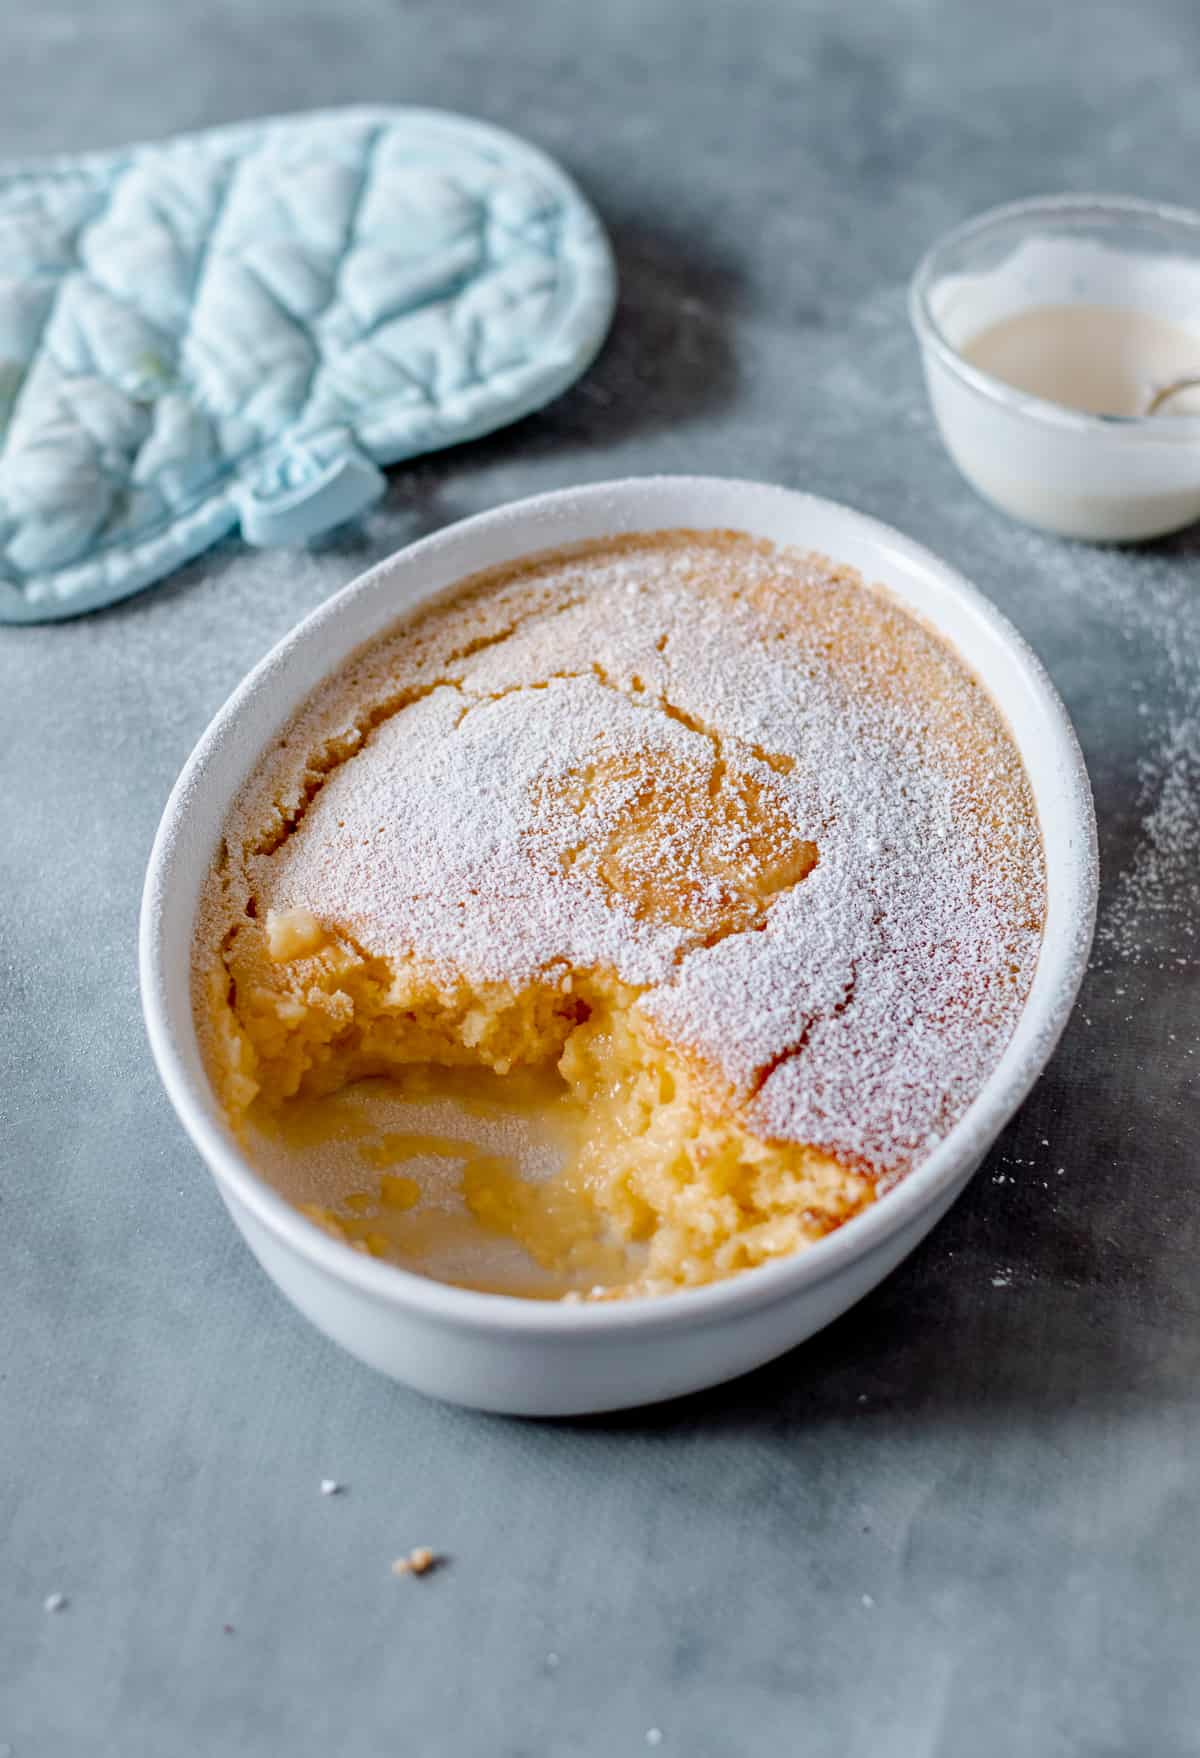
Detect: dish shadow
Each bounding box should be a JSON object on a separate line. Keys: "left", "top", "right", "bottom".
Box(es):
{"left": 1113, "top": 519, "right": 1200, "bottom": 561}
{"left": 555, "top": 981, "right": 1198, "bottom": 1442}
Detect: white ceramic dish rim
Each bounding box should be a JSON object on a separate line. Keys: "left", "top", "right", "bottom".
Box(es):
{"left": 140, "top": 475, "right": 1098, "bottom": 1340}
{"left": 909, "top": 191, "right": 1200, "bottom": 442}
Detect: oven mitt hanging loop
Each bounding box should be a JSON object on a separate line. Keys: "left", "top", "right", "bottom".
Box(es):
{"left": 234, "top": 430, "right": 386, "bottom": 548}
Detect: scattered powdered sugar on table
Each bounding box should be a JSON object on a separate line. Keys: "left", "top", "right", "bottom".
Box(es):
{"left": 1102, "top": 701, "right": 1200, "bottom": 965}
{"left": 1010, "top": 526, "right": 1200, "bottom": 971}
{"left": 214, "top": 533, "right": 1045, "bottom": 1181}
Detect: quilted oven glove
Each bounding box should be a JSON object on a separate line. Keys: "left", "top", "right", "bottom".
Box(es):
{"left": 0, "top": 107, "right": 615, "bottom": 622}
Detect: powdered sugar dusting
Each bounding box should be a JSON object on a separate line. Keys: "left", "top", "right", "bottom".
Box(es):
{"left": 1102, "top": 691, "right": 1200, "bottom": 967}
{"left": 1000, "top": 523, "right": 1200, "bottom": 972}
{"left": 212, "top": 532, "right": 1045, "bottom": 1180}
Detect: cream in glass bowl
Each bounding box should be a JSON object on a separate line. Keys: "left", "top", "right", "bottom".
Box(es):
{"left": 910, "top": 194, "right": 1200, "bottom": 541}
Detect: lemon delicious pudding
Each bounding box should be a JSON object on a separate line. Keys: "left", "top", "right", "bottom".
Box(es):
{"left": 195, "top": 531, "right": 1045, "bottom": 1300}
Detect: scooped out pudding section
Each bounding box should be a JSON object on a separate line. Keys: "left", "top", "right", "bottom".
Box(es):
{"left": 195, "top": 531, "right": 1045, "bottom": 1301}
{"left": 245, "top": 1061, "right": 631, "bottom": 1301}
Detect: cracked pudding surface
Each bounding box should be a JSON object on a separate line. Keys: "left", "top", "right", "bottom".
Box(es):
{"left": 194, "top": 530, "right": 1045, "bottom": 1299}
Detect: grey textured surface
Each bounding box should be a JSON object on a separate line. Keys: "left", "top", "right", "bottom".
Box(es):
{"left": 2, "top": 2, "right": 1198, "bottom": 1754}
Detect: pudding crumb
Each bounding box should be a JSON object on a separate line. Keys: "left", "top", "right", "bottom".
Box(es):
{"left": 43, "top": 1593, "right": 68, "bottom": 1614}
{"left": 320, "top": 1479, "right": 343, "bottom": 1496}
{"left": 392, "top": 1547, "right": 438, "bottom": 1578}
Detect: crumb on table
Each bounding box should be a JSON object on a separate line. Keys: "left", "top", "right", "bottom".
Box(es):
{"left": 391, "top": 1546, "right": 438, "bottom": 1577}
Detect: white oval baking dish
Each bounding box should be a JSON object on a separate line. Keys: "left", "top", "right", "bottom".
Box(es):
{"left": 140, "top": 477, "right": 1097, "bottom": 1415}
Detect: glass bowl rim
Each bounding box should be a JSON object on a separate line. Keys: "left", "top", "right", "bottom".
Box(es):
{"left": 908, "top": 192, "right": 1200, "bottom": 440}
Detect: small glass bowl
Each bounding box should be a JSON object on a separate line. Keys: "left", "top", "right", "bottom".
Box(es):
{"left": 909, "top": 194, "right": 1200, "bottom": 541}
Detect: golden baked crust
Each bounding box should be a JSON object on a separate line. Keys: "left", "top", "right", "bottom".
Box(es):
{"left": 194, "top": 530, "right": 1044, "bottom": 1298}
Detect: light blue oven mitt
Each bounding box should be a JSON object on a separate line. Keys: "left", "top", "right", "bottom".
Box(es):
{"left": 0, "top": 107, "right": 616, "bottom": 622}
